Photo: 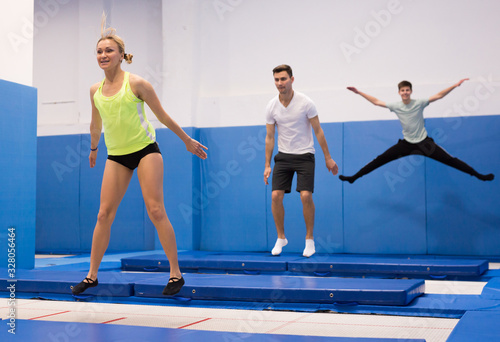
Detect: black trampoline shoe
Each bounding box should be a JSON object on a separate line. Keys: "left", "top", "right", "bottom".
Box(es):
{"left": 72, "top": 277, "right": 98, "bottom": 295}
{"left": 162, "top": 276, "right": 185, "bottom": 296}
{"left": 339, "top": 175, "right": 356, "bottom": 183}
{"left": 477, "top": 173, "right": 494, "bottom": 181}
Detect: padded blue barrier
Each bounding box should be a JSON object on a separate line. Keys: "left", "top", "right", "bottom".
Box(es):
{"left": 0, "top": 79, "right": 37, "bottom": 269}
{"left": 36, "top": 134, "right": 83, "bottom": 252}
{"left": 36, "top": 128, "right": 197, "bottom": 253}
{"left": 0, "top": 269, "right": 137, "bottom": 297}
{"left": 425, "top": 116, "right": 500, "bottom": 256}
{"left": 121, "top": 251, "right": 293, "bottom": 273}
{"left": 36, "top": 133, "right": 148, "bottom": 253}
{"left": 121, "top": 251, "right": 488, "bottom": 278}
{"left": 446, "top": 311, "right": 500, "bottom": 342}
{"left": 319, "top": 294, "right": 500, "bottom": 318}
{"left": 481, "top": 277, "right": 500, "bottom": 299}
{"left": 342, "top": 120, "right": 427, "bottom": 254}
{"left": 135, "top": 273, "right": 425, "bottom": 306}
{"left": 0, "top": 268, "right": 424, "bottom": 305}
{"left": 0, "top": 319, "right": 426, "bottom": 342}
{"left": 156, "top": 127, "right": 200, "bottom": 250}
{"left": 288, "top": 255, "right": 489, "bottom": 278}
{"left": 198, "top": 126, "right": 268, "bottom": 252}
{"left": 481, "top": 269, "right": 500, "bottom": 280}
{"left": 35, "top": 115, "right": 500, "bottom": 255}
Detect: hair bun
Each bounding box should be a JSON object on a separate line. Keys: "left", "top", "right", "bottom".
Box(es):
{"left": 124, "top": 53, "right": 133, "bottom": 64}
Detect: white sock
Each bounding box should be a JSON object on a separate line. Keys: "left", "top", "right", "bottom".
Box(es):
{"left": 271, "top": 238, "right": 288, "bottom": 256}
{"left": 303, "top": 239, "right": 315, "bottom": 257}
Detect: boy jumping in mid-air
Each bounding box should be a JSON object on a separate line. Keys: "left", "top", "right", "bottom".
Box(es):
{"left": 339, "top": 79, "right": 494, "bottom": 183}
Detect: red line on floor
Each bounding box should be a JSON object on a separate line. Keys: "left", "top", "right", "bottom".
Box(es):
{"left": 29, "top": 310, "right": 71, "bottom": 320}
{"left": 178, "top": 317, "right": 212, "bottom": 329}
{"left": 266, "top": 313, "right": 314, "bottom": 334}
{"left": 101, "top": 317, "right": 127, "bottom": 324}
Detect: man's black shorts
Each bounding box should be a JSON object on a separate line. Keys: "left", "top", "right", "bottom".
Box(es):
{"left": 272, "top": 152, "right": 315, "bottom": 193}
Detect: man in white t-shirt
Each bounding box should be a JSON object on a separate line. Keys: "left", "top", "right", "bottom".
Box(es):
{"left": 339, "top": 80, "right": 494, "bottom": 183}
{"left": 264, "top": 64, "right": 339, "bottom": 257}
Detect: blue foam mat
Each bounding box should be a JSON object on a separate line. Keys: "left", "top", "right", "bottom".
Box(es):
{"left": 0, "top": 269, "right": 145, "bottom": 297}
{"left": 446, "top": 311, "right": 500, "bottom": 342}
{"left": 481, "top": 277, "right": 500, "bottom": 299}
{"left": 320, "top": 294, "right": 500, "bottom": 318}
{"left": 0, "top": 269, "right": 424, "bottom": 306}
{"left": 121, "top": 250, "right": 294, "bottom": 273}
{"left": 134, "top": 273, "right": 424, "bottom": 306}
{"left": 288, "top": 256, "right": 488, "bottom": 277}
{"left": 121, "top": 251, "right": 489, "bottom": 278}
{"left": 0, "top": 319, "right": 426, "bottom": 342}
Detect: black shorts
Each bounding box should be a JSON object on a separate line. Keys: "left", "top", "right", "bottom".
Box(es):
{"left": 272, "top": 152, "right": 315, "bottom": 193}
{"left": 107, "top": 142, "right": 161, "bottom": 170}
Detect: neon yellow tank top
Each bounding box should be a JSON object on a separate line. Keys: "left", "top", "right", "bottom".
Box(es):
{"left": 93, "top": 72, "right": 156, "bottom": 155}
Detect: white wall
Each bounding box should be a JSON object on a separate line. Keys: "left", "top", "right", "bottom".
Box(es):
{"left": 35, "top": 0, "right": 163, "bottom": 136}
{"left": 0, "top": 1, "right": 34, "bottom": 86}
{"left": 33, "top": 0, "right": 500, "bottom": 135}
{"left": 189, "top": 0, "right": 500, "bottom": 127}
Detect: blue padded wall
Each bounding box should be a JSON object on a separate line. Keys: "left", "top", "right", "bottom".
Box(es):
{"left": 36, "top": 129, "right": 197, "bottom": 253}
{"left": 154, "top": 127, "right": 198, "bottom": 251}
{"left": 425, "top": 116, "right": 500, "bottom": 255}
{"left": 35, "top": 115, "right": 500, "bottom": 256}
{"left": 198, "top": 126, "right": 268, "bottom": 251}
{"left": 342, "top": 120, "right": 427, "bottom": 254}
{"left": 36, "top": 135, "right": 81, "bottom": 251}
{"left": 37, "top": 134, "right": 153, "bottom": 252}
{"left": 0, "top": 79, "right": 37, "bottom": 269}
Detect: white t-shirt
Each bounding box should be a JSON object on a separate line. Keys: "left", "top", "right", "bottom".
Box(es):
{"left": 265, "top": 91, "right": 318, "bottom": 154}
{"left": 386, "top": 98, "right": 430, "bottom": 143}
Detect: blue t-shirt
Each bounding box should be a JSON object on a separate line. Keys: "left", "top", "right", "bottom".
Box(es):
{"left": 386, "top": 99, "right": 430, "bottom": 143}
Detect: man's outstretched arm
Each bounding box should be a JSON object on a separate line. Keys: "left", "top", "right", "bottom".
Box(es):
{"left": 429, "top": 78, "right": 469, "bottom": 103}
{"left": 347, "top": 87, "right": 387, "bottom": 108}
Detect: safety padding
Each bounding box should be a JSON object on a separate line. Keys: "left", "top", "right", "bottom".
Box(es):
{"left": 0, "top": 79, "right": 37, "bottom": 269}
{"left": 0, "top": 269, "right": 136, "bottom": 297}
{"left": 288, "top": 255, "right": 489, "bottom": 278}
{"left": 121, "top": 251, "right": 294, "bottom": 274}
{"left": 0, "top": 319, "right": 426, "bottom": 342}
{"left": 342, "top": 120, "right": 427, "bottom": 254}
{"left": 425, "top": 116, "right": 500, "bottom": 256}
{"left": 134, "top": 273, "right": 425, "bottom": 306}
{"left": 481, "top": 277, "right": 500, "bottom": 299}
{"left": 121, "top": 251, "right": 488, "bottom": 279}
{"left": 446, "top": 310, "right": 500, "bottom": 342}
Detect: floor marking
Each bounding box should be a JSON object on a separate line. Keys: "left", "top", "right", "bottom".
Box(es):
{"left": 102, "top": 317, "right": 128, "bottom": 324}
{"left": 178, "top": 317, "right": 212, "bottom": 329}
{"left": 29, "top": 310, "right": 71, "bottom": 320}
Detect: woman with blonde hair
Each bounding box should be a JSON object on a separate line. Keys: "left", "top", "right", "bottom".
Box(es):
{"left": 72, "top": 16, "right": 207, "bottom": 296}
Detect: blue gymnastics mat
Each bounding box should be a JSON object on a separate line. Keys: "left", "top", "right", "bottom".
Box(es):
{"left": 134, "top": 273, "right": 425, "bottom": 305}
{"left": 121, "top": 250, "right": 292, "bottom": 273}
{"left": 288, "top": 256, "right": 488, "bottom": 278}
{"left": 0, "top": 269, "right": 424, "bottom": 306}
{"left": 446, "top": 311, "right": 500, "bottom": 342}
{"left": 0, "top": 319, "right": 426, "bottom": 342}
{"left": 0, "top": 269, "right": 142, "bottom": 297}
{"left": 120, "top": 251, "right": 488, "bottom": 278}
{"left": 480, "top": 277, "right": 500, "bottom": 299}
